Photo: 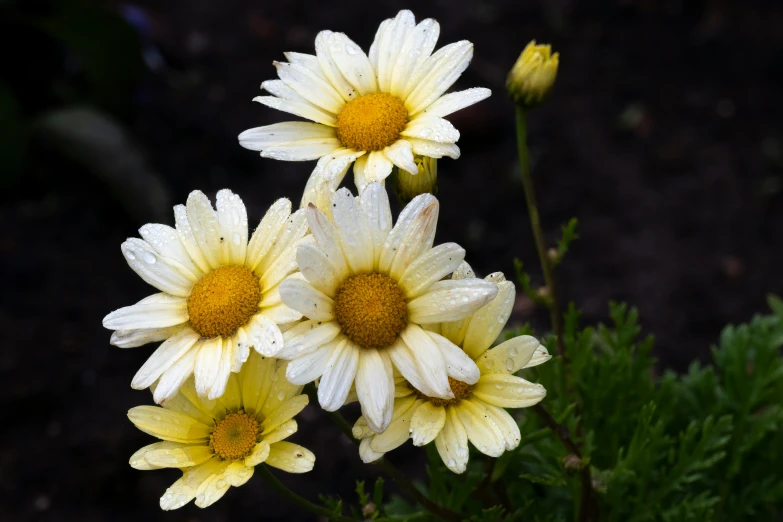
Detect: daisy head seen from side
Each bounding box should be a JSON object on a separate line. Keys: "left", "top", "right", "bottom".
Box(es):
{"left": 103, "top": 190, "right": 308, "bottom": 403}
{"left": 128, "top": 352, "right": 314, "bottom": 510}
{"left": 238, "top": 9, "right": 491, "bottom": 193}
{"left": 273, "top": 183, "right": 498, "bottom": 434}
{"left": 353, "top": 266, "right": 550, "bottom": 473}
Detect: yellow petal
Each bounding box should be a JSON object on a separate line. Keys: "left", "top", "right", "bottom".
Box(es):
{"left": 244, "top": 441, "right": 271, "bottom": 467}
{"left": 128, "top": 406, "right": 210, "bottom": 443}
{"left": 159, "top": 457, "right": 227, "bottom": 510}
{"left": 410, "top": 401, "right": 446, "bottom": 446}
{"left": 130, "top": 441, "right": 212, "bottom": 470}
{"left": 262, "top": 395, "right": 309, "bottom": 434}
{"left": 260, "top": 361, "right": 304, "bottom": 418}
{"left": 471, "top": 374, "right": 546, "bottom": 408}
{"left": 263, "top": 419, "right": 298, "bottom": 444}
{"left": 454, "top": 400, "right": 505, "bottom": 457}
{"left": 266, "top": 441, "right": 315, "bottom": 473}
{"left": 476, "top": 336, "right": 547, "bottom": 375}
{"left": 240, "top": 351, "right": 276, "bottom": 413}
{"left": 434, "top": 407, "right": 468, "bottom": 473}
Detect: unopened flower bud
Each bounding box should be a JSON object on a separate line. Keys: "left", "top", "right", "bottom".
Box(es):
{"left": 506, "top": 40, "right": 559, "bottom": 108}
{"left": 562, "top": 453, "right": 582, "bottom": 471}
{"left": 547, "top": 247, "right": 560, "bottom": 264}
{"left": 395, "top": 155, "right": 438, "bottom": 203}
{"left": 362, "top": 502, "right": 377, "bottom": 517}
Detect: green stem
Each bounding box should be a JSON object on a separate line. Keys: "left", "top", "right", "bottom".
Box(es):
{"left": 306, "top": 384, "right": 462, "bottom": 521}
{"left": 515, "top": 105, "right": 597, "bottom": 522}
{"left": 256, "top": 464, "right": 360, "bottom": 522}
{"left": 515, "top": 105, "right": 566, "bottom": 361}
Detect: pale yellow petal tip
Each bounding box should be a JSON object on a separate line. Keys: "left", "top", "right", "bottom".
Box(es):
{"left": 506, "top": 40, "right": 559, "bottom": 108}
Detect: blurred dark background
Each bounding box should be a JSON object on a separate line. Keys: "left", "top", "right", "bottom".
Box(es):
{"left": 1, "top": 0, "right": 782, "bottom": 520}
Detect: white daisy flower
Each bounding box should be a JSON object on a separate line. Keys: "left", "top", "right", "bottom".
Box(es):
{"left": 238, "top": 9, "right": 491, "bottom": 194}
{"left": 128, "top": 352, "right": 314, "bottom": 510}
{"left": 352, "top": 266, "right": 550, "bottom": 473}
{"left": 103, "top": 190, "right": 308, "bottom": 403}
{"left": 272, "top": 183, "right": 498, "bottom": 433}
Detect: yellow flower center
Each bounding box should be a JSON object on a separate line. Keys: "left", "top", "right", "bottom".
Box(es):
{"left": 187, "top": 265, "right": 261, "bottom": 338}
{"left": 417, "top": 377, "right": 474, "bottom": 407}
{"left": 333, "top": 273, "right": 408, "bottom": 349}
{"left": 336, "top": 92, "right": 408, "bottom": 151}
{"left": 209, "top": 410, "right": 260, "bottom": 460}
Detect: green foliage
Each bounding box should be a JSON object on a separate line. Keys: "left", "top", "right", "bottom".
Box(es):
{"left": 381, "top": 298, "right": 783, "bottom": 522}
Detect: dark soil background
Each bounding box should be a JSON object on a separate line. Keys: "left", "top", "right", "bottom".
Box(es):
{"left": 2, "top": 0, "right": 782, "bottom": 520}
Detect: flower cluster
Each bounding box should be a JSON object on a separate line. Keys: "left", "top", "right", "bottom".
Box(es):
{"left": 103, "top": 9, "right": 553, "bottom": 510}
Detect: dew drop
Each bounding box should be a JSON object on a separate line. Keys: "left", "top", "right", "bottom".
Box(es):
{"left": 217, "top": 479, "right": 226, "bottom": 489}
{"left": 508, "top": 346, "right": 519, "bottom": 357}
{"left": 505, "top": 359, "right": 514, "bottom": 371}
{"left": 143, "top": 252, "right": 157, "bottom": 264}
{"left": 126, "top": 251, "right": 136, "bottom": 261}
{"left": 232, "top": 232, "right": 241, "bottom": 246}
{"left": 448, "top": 458, "right": 456, "bottom": 468}
{"left": 276, "top": 391, "right": 286, "bottom": 401}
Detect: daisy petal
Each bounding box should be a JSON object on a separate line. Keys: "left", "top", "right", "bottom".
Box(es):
{"left": 121, "top": 238, "right": 196, "bottom": 297}
{"left": 266, "top": 442, "right": 315, "bottom": 473}
{"left": 359, "top": 437, "right": 385, "bottom": 463}
{"left": 461, "top": 275, "right": 515, "bottom": 358}
{"left": 331, "top": 188, "right": 374, "bottom": 272}
{"left": 305, "top": 204, "right": 349, "bottom": 276}
{"left": 408, "top": 279, "right": 498, "bottom": 324}
{"left": 376, "top": 10, "right": 416, "bottom": 92}
{"left": 246, "top": 313, "right": 284, "bottom": 357}
{"left": 246, "top": 198, "right": 292, "bottom": 272}
{"left": 315, "top": 31, "right": 359, "bottom": 101}
{"left": 400, "top": 325, "right": 452, "bottom": 399}
{"left": 325, "top": 32, "right": 378, "bottom": 95}
{"left": 131, "top": 328, "right": 200, "bottom": 391}
{"left": 215, "top": 189, "right": 248, "bottom": 266}
{"left": 194, "top": 338, "right": 222, "bottom": 397}
{"left": 387, "top": 338, "right": 436, "bottom": 396}
{"left": 476, "top": 399, "right": 521, "bottom": 450}
{"left": 103, "top": 293, "right": 188, "bottom": 330}
{"left": 408, "top": 138, "right": 460, "bottom": 159}
{"left": 434, "top": 407, "right": 468, "bottom": 473}
{"left": 132, "top": 441, "right": 213, "bottom": 469}
{"left": 398, "top": 242, "right": 465, "bottom": 298}
{"left": 317, "top": 340, "right": 359, "bottom": 411}
{"left": 401, "top": 116, "right": 460, "bottom": 143}
{"left": 139, "top": 223, "right": 202, "bottom": 277}
{"left": 110, "top": 325, "right": 184, "bottom": 348}
{"left": 185, "top": 191, "right": 224, "bottom": 269}
{"left": 383, "top": 139, "right": 418, "bottom": 174}
{"left": 391, "top": 18, "right": 440, "bottom": 98}
{"left": 278, "top": 320, "right": 341, "bottom": 360}
{"left": 239, "top": 122, "right": 336, "bottom": 151}
{"left": 410, "top": 401, "right": 447, "bottom": 446}
{"left": 296, "top": 242, "right": 342, "bottom": 296}
{"left": 255, "top": 208, "right": 309, "bottom": 277}
{"left": 253, "top": 96, "right": 337, "bottom": 127}
{"left": 262, "top": 395, "right": 309, "bottom": 434}
{"left": 428, "top": 331, "right": 480, "bottom": 384}
{"left": 369, "top": 398, "right": 419, "bottom": 452}
{"left": 280, "top": 278, "right": 335, "bottom": 321}
{"left": 261, "top": 139, "right": 342, "bottom": 161}
{"left": 127, "top": 406, "right": 210, "bottom": 443}
{"left": 359, "top": 182, "right": 393, "bottom": 263}
{"left": 472, "top": 374, "right": 547, "bottom": 408}
{"left": 378, "top": 193, "right": 438, "bottom": 279}
{"left": 241, "top": 351, "right": 276, "bottom": 413}
{"left": 261, "top": 302, "right": 304, "bottom": 324}
{"left": 455, "top": 399, "right": 505, "bottom": 457}
{"left": 274, "top": 61, "right": 344, "bottom": 113}
{"left": 355, "top": 350, "right": 395, "bottom": 433}
{"left": 476, "top": 336, "right": 548, "bottom": 374}
{"left": 284, "top": 51, "right": 328, "bottom": 81}
{"left": 364, "top": 151, "right": 394, "bottom": 183}
{"left": 260, "top": 79, "right": 317, "bottom": 106}
{"left": 422, "top": 87, "right": 492, "bottom": 118}
{"left": 285, "top": 341, "right": 337, "bottom": 384}
{"left": 406, "top": 41, "right": 474, "bottom": 115}
{"left": 244, "top": 441, "right": 271, "bottom": 467}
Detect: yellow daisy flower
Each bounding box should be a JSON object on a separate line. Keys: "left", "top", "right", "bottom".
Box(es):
{"left": 103, "top": 190, "right": 307, "bottom": 403}
{"left": 352, "top": 265, "right": 550, "bottom": 473}
{"left": 238, "top": 9, "right": 491, "bottom": 194}
{"left": 128, "top": 352, "right": 314, "bottom": 510}
{"left": 271, "top": 183, "right": 498, "bottom": 434}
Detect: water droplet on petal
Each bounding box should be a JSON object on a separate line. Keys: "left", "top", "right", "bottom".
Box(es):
{"left": 505, "top": 359, "right": 514, "bottom": 371}
{"left": 143, "top": 252, "right": 157, "bottom": 264}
